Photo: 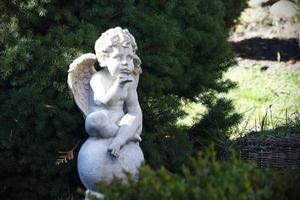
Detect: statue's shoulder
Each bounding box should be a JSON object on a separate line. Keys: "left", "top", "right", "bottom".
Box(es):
{"left": 91, "top": 69, "right": 109, "bottom": 80}
{"left": 90, "top": 69, "right": 113, "bottom": 87}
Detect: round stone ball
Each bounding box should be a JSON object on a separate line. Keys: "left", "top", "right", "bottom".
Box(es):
{"left": 77, "top": 137, "right": 144, "bottom": 191}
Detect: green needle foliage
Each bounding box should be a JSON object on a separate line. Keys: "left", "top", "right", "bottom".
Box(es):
{"left": 221, "top": 0, "right": 248, "bottom": 27}
{"left": 189, "top": 96, "right": 242, "bottom": 159}
{"left": 95, "top": 146, "right": 300, "bottom": 200}
{"left": 0, "top": 0, "right": 244, "bottom": 198}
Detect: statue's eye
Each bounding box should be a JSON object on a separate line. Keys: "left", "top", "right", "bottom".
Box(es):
{"left": 113, "top": 55, "right": 121, "bottom": 60}
{"left": 127, "top": 55, "right": 133, "bottom": 60}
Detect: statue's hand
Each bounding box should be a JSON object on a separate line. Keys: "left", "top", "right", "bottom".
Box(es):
{"left": 107, "top": 141, "right": 121, "bottom": 158}
{"left": 116, "top": 73, "right": 133, "bottom": 87}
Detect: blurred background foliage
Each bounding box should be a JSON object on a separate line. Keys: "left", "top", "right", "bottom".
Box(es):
{"left": 0, "top": 0, "right": 248, "bottom": 199}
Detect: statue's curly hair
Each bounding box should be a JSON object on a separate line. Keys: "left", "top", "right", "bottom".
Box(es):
{"left": 95, "top": 27, "right": 142, "bottom": 74}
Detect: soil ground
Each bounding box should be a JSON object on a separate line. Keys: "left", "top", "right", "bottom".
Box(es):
{"left": 229, "top": 2, "right": 300, "bottom": 72}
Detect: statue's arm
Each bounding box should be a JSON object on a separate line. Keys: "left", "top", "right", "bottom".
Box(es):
{"left": 90, "top": 73, "right": 119, "bottom": 105}
{"left": 118, "top": 84, "right": 142, "bottom": 137}
{"left": 107, "top": 85, "right": 142, "bottom": 157}
{"left": 126, "top": 85, "right": 142, "bottom": 119}
{"left": 91, "top": 73, "right": 133, "bottom": 105}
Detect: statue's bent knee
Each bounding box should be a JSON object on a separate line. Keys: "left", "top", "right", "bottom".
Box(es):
{"left": 85, "top": 111, "right": 108, "bottom": 137}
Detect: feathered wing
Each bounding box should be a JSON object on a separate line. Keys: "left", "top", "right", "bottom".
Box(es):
{"left": 68, "top": 53, "right": 97, "bottom": 117}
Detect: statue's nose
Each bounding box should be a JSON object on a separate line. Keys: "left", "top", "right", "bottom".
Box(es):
{"left": 121, "top": 60, "right": 128, "bottom": 66}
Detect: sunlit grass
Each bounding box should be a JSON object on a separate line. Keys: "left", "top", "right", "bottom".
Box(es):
{"left": 179, "top": 66, "right": 300, "bottom": 137}
{"left": 177, "top": 100, "right": 206, "bottom": 127}
{"left": 225, "top": 66, "right": 300, "bottom": 137}
{"left": 225, "top": 66, "right": 300, "bottom": 111}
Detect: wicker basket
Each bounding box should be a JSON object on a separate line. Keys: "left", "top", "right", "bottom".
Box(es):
{"left": 238, "top": 134, "right": 300, "bottom": 172}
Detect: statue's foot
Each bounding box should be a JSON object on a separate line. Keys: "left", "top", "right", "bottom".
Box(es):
{"left": 107, "top": 141, "right": 121, "bottom": 158}
{"left": 85, "top": 189, "right": 103, "bottom": 200}
{"left": 134, "top": 134, "right": 142, "bottom": 142}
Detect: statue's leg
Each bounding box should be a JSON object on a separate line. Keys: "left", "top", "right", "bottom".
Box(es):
{"left": 85, "top": 111, "right": 118, "bottom": 138}
{"left": 108, "top": 113, "right": 141, "bottom": 157}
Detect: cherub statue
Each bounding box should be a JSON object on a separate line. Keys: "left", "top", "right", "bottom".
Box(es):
{"left": 68, "top": 27, "right": 144, "bottom": 197}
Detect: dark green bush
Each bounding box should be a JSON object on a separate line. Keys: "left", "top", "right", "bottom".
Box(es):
{"left": 189, "top": 96, "right": 242, "bottom": 159}
{"left": 221, "top": 0, "right": 248, "bottom": 27}
{"left": 0, "top": 0, "right": 240, "bottom": 199}
{"left": 94, "top": 146, "right": 300, "bottom": 200}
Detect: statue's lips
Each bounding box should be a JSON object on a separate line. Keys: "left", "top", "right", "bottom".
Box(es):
{"left": 120, "top": 69, "right": 132, "bottom": 75}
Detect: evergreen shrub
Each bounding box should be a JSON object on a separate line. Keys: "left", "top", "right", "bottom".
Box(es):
{"left": 221, "top": 0, "right": 248, "bottom": 27}
{"left": 94, "top": 146, "right": 300, "bottom": 200}
{"left": 189, "top": 97, "right": 241, "bottom": 159}
{"left": 0, "top": 0, "right": 241, "bottom": 198}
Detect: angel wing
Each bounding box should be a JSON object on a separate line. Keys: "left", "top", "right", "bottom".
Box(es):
{"left": 68, "top": 53, "right": 97, "bottom": 117}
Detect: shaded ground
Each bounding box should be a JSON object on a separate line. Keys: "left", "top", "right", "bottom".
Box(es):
{"left": 231, "top": 38, "right": 300, "bottom": 61}
{"left": 229, "top": 2, "right": 300, "bottom": 72}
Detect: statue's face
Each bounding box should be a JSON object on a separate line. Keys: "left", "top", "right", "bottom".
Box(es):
{"left": 105, "top": 44, "right": 134, "bottom": 77}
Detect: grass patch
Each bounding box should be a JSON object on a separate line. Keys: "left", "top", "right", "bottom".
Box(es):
{"left": 224, "top": 66, "right": 300, "bottom": 113}
{"left": 177, "top": 99, "right": 207, "bottom": 127}
{"left": 237, "top": 114, "right": 300, "bottom": 140}
{"left": 179, "top": 66, "right": 300, "bottom": 138}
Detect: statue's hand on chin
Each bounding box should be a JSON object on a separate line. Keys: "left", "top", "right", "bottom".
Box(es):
{"left": 116, "top": 73, "right": 133, "bottom": 87}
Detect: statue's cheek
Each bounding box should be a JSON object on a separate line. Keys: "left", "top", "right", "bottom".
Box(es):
{"left": 107, "top": 63, "right": 120, "bottom": 76}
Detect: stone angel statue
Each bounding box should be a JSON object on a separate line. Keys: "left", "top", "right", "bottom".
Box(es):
{"left": 68, "top": 27, "right": 144, "bottom": 198}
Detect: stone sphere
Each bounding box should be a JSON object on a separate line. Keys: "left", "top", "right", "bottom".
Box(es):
{"left": 78, "top": 137, "right": 144, "bottom": 191}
